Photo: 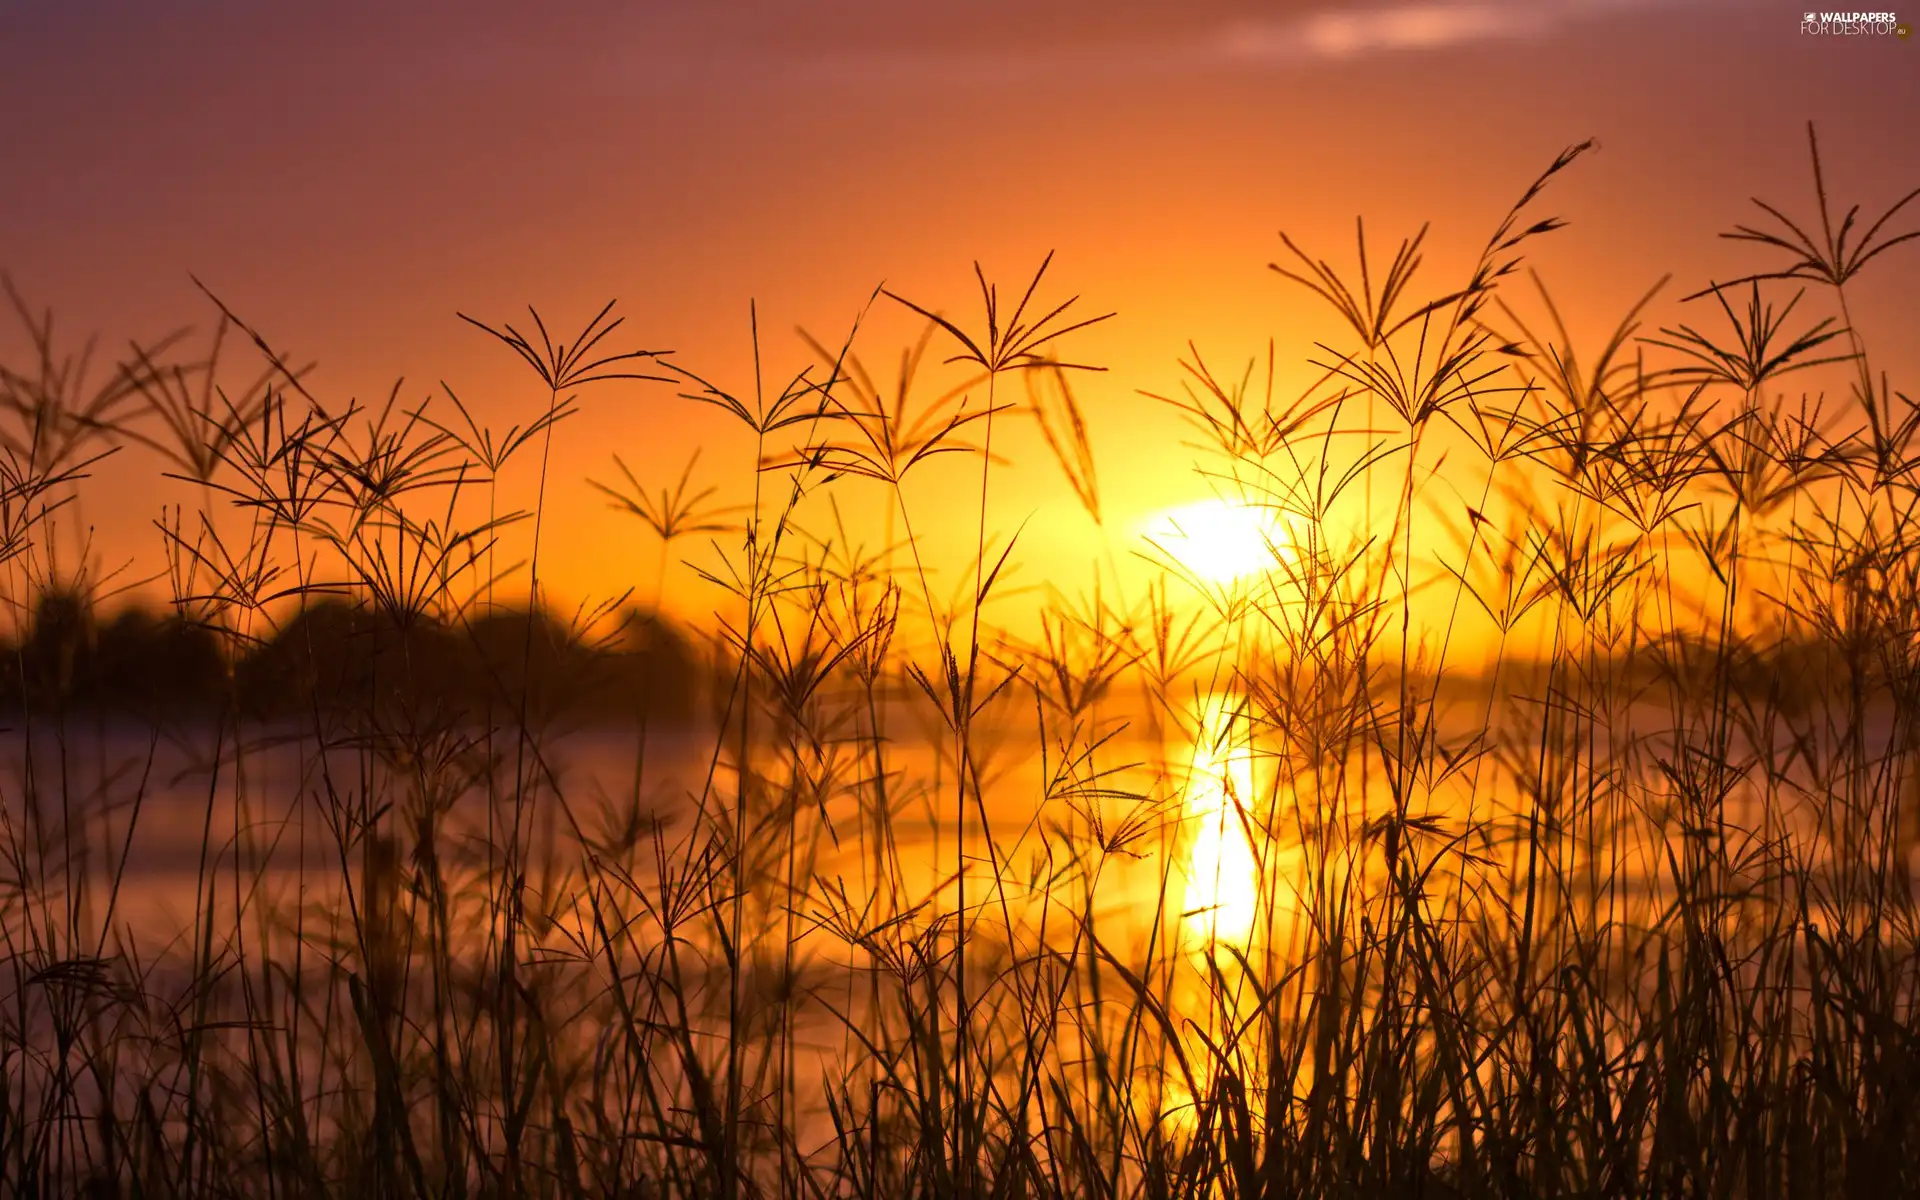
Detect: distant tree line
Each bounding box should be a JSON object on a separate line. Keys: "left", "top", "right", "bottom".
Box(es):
{"left": 0, "top": 591, "right": 706, "bottom": 726}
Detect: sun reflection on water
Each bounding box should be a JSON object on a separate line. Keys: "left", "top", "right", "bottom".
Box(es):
{"left": 1183, "top": 691, "right": 1261, "bottom": 948}
{"left": 1158, "top": 690, "right": 1317, "bottom": 1131}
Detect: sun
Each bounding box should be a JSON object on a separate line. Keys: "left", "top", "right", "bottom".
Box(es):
{"left": 1145, "top": 498, "right": 1292, "bottom": 584}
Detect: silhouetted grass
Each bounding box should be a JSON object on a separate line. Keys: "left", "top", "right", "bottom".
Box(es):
{"left": 1, "top": 124, "right": 1917, "bottom": 1198}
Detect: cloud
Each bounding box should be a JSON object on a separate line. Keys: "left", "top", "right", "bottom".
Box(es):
{"left": 590, "top": 0, "right": 1696, "bottom": 91}
{"left": 1219, "top": 0, "right": 1673, "bottom": 64}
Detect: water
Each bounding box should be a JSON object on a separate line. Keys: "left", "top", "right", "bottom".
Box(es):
{"left": 3, "top": 686, "right": 1915, "bottom": 1159}
{"left": 3, "top": 686, "right": 1909, "bottom": 960}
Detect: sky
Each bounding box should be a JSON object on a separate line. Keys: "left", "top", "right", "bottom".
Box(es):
{"left": 1, "top": 0, "right": 1916, "bottom": 636}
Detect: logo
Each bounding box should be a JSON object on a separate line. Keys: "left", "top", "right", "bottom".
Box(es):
{"left": 1800, "top": 10, "right": 1904, "bottom": 33}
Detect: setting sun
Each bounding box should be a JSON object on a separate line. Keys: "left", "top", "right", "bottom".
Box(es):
{"left": 1145, "top": 498, "right": 1293, "bottom": 585}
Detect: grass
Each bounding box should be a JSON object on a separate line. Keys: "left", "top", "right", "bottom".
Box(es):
{"left": 1, "top": 124, "right": 1918, "bottom": 1197}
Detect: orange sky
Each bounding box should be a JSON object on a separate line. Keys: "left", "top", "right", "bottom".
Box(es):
{"left": 1, "top": 0, "right": 1916, "bottom": 644}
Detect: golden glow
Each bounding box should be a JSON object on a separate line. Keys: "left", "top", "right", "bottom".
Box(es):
{"left": 1145, "top": 499, "right": 1291, "bottom": 585}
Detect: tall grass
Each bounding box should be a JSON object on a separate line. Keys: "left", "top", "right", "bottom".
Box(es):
{"left": 2, "top": 125, "right": 1918, "bottom": 1198}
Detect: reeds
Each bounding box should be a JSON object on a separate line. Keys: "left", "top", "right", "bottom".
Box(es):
{"left": 0, "top": 124, "right": 1917, "bottom": 1198}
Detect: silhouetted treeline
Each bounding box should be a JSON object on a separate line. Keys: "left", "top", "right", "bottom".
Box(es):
{"left": 0, "top": 591, "right": 706, "bottom": 725}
